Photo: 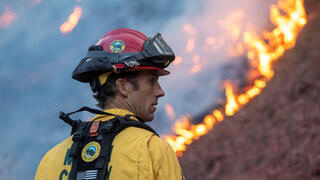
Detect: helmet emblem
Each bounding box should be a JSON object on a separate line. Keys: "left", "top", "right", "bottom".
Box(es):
{"left": 81, "top": 141, "right": 101, "bottom": 162}
{"left": 110, "top": 40, "right": 125, "bottom": 53}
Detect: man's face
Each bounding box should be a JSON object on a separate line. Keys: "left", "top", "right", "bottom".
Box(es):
{"left": 126, "top": 71, "right": 165, "bottom": 122}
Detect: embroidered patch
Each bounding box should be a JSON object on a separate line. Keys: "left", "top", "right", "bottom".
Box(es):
{"left": 81, "top": 141, "right": 101, "bottom": 162}
{"left": 110, "top": 40, "right": 125, "bottom": 53}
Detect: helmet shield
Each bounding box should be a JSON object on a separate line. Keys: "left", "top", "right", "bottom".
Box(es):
{"left": 142, "top": 33, "right": 175, "bottom": 65}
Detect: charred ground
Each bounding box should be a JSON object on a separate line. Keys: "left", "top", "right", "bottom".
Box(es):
{"left": 180, "top": 0, "right": 320, "bottom": 179}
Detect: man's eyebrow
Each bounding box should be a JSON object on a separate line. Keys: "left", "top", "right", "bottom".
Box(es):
{"left": 151, "top": 74, "right": 159, "bottom": 79}
{"left": 150, "top": 72, "right": 158, "bottom": 77}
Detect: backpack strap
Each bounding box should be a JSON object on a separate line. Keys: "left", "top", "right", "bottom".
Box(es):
{"left": 115, "top": 115, "right": 158, "bottom": 136}
{"left": 96, "top": 116, "right": 159, "bottom": 179}
{"left": 68, "top": 122, "right": 87, "bottom": 180}
{"left": 59, "top": 107, "right": 159, "bottom": 180}
{"left": 95, "top": 120, "right": 116, "bottom": 179}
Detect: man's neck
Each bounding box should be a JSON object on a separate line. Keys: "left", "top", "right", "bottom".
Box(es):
{"left": 104, "top": 97, "right": 135, "bottom": 115}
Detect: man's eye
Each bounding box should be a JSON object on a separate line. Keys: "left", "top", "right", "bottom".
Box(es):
{"left": 150, "top": 78, "right": 156, "bottom": 84}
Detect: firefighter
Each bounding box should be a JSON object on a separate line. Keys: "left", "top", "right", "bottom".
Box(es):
{"left": 35, "top": 28, "right": 184, "bottom": 180}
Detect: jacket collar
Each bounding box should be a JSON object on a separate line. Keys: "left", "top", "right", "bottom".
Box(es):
{"left": 91, "top": 108, "right": 139, "bottom": 122}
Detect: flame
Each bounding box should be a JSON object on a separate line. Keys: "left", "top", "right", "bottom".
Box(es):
{"left": 186, "top": 38, "right": 195, "bottom": 52}
{"left": 164, "top": 110, "right": 224, "bottom": 155}
{"left": 219, "top": 10, "right": 244, "bottom": 40}
{"left": 173, "top": 56, "right": 182, "bottom": 65}
{"left": 213, "top": 110, "right": 224, "bottom": 121}
{"left": 189, "top": 55, "right": 202, "bottom": 74}
{"left": 0, "top": 7, "right": 17, "bottom": 28}
{"left": 60, "top": 6, "right": 82, "bottom": 34}
{"left": 173, "top": 56, "right": 183, "bottom": 65}
{"left": 227, "top": 43, "right": 245, "bottom": 57}
{"left": 183, "top": 24, "right": 197, "bottom": 53}
{"left": 182, "top": 24, "right": 198, "bottom": 36}
{"left": 164, "top": 0, "right": 307, "bottom": 156}
{"left": 225, "top": 82, "right": 239, "bottom": 116}
{"left": 165, "top": 104, "right": 176, "bottom": 120}
{"left": 206, "top": 36, "right": 216, "bottom": 46}
{"left": 243, "top": 0, "right": 306, "bottom": 79}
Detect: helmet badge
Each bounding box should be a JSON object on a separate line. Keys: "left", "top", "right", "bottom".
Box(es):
{"left": 110, "top": 40, "right": 125, "bottom": 53}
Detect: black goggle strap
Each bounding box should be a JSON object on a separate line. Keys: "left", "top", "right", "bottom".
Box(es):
{"left": 86, "top": 49, "right": 120, "bottom": 64}
{"left": 85, "top": 48, "right": 144, "bottom": 70}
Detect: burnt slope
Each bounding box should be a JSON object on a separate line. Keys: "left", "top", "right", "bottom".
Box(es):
{"left": 180, "top": 1, "right": 320, "bottom": 179}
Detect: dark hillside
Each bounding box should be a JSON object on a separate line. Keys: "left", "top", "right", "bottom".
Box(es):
{"left": 180, "top": 1, "right": 320, "bottom": 179}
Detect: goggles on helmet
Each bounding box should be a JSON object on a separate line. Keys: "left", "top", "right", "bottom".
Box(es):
{"left": 142, "top": 32, "right": 175, "bottom": 64}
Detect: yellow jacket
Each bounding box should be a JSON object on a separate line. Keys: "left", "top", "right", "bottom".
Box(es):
{"left": 35, "top": 108, "right": 183, "bottom": 180}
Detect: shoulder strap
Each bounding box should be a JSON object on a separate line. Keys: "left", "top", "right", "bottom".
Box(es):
{"left": 59, "top": 106, "right": 159, "bottom": 138}
{"left": 62, "top": 107, "right": 159, "bottom": 180}
{"left": 96, "top": 116, "right": 158, "bottom": 179}
{"left": 59, "top": 106, "right": 146, "bottom": 134}
{"left": 60, "top": 106, "right": 144, "bottom": 122}
{"left": 68, "top": 123, "right": 87, "bottom": 180}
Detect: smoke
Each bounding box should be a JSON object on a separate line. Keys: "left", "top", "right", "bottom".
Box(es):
{"left": 0, "top": 0, "right": 186, "bottom": 179}
{"left": 0, "top": 0, "right": 279, "bottom": 179}
{"left": 152, "top": 0, "right": 277, "bottom": 131}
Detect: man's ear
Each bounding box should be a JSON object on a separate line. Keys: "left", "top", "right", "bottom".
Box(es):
{"left": 115, "top": 78, "right": 130, "bottom": 97}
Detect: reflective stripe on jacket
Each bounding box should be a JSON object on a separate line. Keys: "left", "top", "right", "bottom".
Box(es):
{"left": 35, "top": 108, "right": 183, "bottom": 180}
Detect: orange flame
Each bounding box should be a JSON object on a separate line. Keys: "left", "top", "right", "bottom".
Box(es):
{"left": 243, "top": 0, "right": 306, "bottom": 79}
{"left": 189, "top": 55, "right": 202, "bottom": 74}
{"left": 0, "top": 7, "right": 17, "bottom": 28}
{"left": 225, "top": 82, "right": 239, "bottom": 116}
{"left": 60, "top": 6, "right": 82, "bottom": 34}
{"left": 186, "top": 38, "right": 195, "bottom": 52}
{"left": 227, "top": 43, "right": 245, "bottom": 57}
{"left": 164, "top": 109, "right": 224, "bottom": 155}
{"left": 165, "top": 104, "right": 176, "bottom": 120}
{"left": 182, "top": 24, "right": 198, "bottom": 36}
{"left": 206, "top": 36, "right": 216, "bottom": 46}
{"left": 219, "top": 10, "right": 244, "bottom": 40}
{"left": 164, "top": 0, "right": 307, "bottom": 157}
{"left": 173, "top": 56, "right": 183, "bottom": 65}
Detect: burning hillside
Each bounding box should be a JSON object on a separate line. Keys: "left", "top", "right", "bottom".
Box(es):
{"left": 164, "top": 0, "right": 307, "bottom": 157}
{"left": 179, "top": 0, "right": 320, "bottom": 179}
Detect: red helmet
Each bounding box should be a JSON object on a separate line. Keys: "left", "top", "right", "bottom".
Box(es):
{"left": 72, "top": 28, "right": 175, "bottom": 92}
{"left": 97, "top": 28, "right": 147, "bottom": 53}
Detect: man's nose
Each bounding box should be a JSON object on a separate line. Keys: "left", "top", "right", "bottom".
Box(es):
{"left": 156, "top": 83, "right": 165, "bottom": 98}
